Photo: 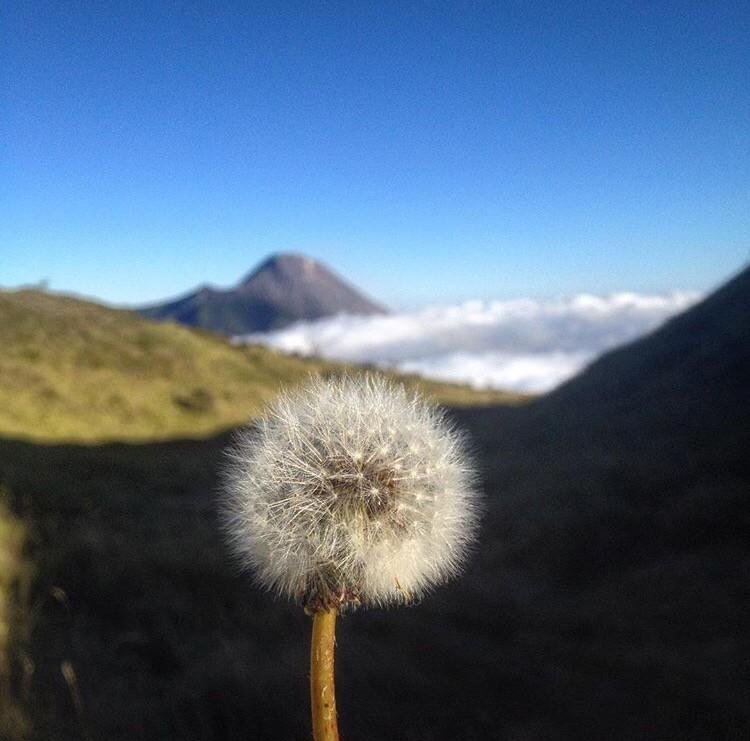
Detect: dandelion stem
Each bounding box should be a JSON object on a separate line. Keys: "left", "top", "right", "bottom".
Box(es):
{"left": 310, "top": 609, "right": 339, "bottom": 741}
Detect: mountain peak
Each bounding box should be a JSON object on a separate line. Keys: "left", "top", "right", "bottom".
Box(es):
{"left": 140, "top": 253, "right": 386, "bottom": 335}
{"left": 240, "top": 253, "right": 323, "bottom": 286}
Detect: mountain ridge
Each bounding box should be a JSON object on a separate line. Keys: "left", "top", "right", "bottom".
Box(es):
{"left": 542, "top": 261, "right": 750, "bottom": 419}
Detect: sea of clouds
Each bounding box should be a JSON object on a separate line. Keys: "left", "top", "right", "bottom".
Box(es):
{"left": 237, "top": 292, "right": 700, "bottom": 393}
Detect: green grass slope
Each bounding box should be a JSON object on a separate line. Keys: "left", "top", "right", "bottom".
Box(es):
{"left": 0, "top": 289, "right": 524, "bottom": 443}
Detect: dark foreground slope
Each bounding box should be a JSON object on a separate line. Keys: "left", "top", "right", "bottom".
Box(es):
{"left": 456, "top": 264, "right": 750, "bottom": 736}
{"left": 0, "top": 267, "right": 748, "bottom": 739}
{"left": 467, "top": 262, "right": 750, "bottom": 577}
{"left": 139, "top": 253, "right": 386, "bottom": 334}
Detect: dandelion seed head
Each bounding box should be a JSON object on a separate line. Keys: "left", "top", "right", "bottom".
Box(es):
{"left": 221, "top": 375, "right": 479, "bottom": 611}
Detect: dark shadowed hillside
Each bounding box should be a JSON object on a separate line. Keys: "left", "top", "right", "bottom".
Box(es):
{"left": 453, "top": 264, "right": 750, "bottom": 736}
{"left": 139, "top": 253, "right": 386, "bottom": 334}
{"left": 0, "top": 267, "right": 747, "bottom": 740}
{"left": 541, "top": 260, "right": 750, "bottom": 432}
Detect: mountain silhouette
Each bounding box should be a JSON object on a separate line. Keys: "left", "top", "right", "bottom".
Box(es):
{"left": 541, "top": 261, "right": 750, "bottom": 428}
{"left": 138, "top": 253, "right": 386, "bottom": 334}
{"left": 447, "top": 263, "right": 750, "bottom": 737}
{"left": 463, "top": 263, "right": 750, "bottom": 573}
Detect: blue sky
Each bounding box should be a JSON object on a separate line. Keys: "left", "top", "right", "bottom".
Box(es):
{"left": 2, "top": 1, "right": 748, "bottom": 308}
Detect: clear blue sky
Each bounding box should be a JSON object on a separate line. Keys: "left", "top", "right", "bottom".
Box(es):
{"left": 2, "top": 1, "right": 748, "bottom": 308}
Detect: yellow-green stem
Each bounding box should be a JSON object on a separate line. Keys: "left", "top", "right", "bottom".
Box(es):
{"left": 310, "top": 609, "right": 339, "bottom": 741}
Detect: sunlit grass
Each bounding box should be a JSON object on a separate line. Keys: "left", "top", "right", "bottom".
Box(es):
{"left": 0, "top": 289, "right": 528, "bottom": 444}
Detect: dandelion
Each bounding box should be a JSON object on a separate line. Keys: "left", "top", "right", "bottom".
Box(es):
{"left": 221, "top": 375, "right": 479, "bottom": 740}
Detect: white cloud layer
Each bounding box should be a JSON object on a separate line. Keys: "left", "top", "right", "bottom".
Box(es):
{"left": 237, "top": 292, "right": 700, "bottom": 393}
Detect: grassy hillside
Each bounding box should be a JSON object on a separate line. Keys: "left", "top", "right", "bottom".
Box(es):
{"left": 0, "top": 289, "right": 525, "bottom": 443}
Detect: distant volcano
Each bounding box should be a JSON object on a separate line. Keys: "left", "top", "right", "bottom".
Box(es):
{"left": 138, "top": 253, "right": 386, "bottom": 335}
